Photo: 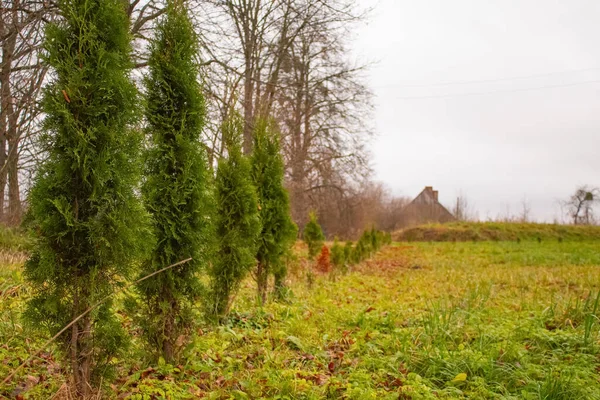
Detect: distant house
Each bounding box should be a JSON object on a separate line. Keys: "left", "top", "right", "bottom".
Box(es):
{"left": 396, "top": 186, "right": 455, "bottom": 228}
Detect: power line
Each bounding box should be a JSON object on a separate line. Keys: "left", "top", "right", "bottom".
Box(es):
{"left": 393, "top": 79, "right": 600, "bottom": 100}
{"left": 383, "top": 67, "right": 600, "bottom": 88}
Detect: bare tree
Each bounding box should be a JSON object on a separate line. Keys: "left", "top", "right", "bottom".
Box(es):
{"left": 0, "top": 0, "right": 55, "bottom": 224}
{"left": 563, "top": 185, "right": 599, "bottom": 225}
{"left": 453, "top": 192, "right": 477, "bottom": 221}
{"left": 198, "top": 0, "right": 316, "bottom": 154}
{"left": 0, "top": 0, "right": 167, "bottom": 225}
{"left": 275, "top": 0, "right": 372, "bottom": 230}
{"left": 518, "top": 196, "right": 532, "bottom": 222}
{"left": 193, "top": 0, "right": 373, "bottom": 232}
{"left": 8, "top": 0, "right": 375, "bottom": 236}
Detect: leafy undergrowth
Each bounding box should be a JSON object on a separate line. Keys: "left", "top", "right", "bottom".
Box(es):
{"left": 396, "top": 221, "right": 600, "bottom": 242}
{"left": 2, "top": 241, "right": 600, "bottom": 398}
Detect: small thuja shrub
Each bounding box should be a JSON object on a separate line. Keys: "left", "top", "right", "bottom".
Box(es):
{"left": 344, "top": 241, "right": 354, "bottom": 266}
{"left": 354, "top": 233, "right": 371, "bottom": 262}
{"left": 384, "top": 231, "right": 393, "bottom": 245}
{"left": 303, "top": 211, "right": 325, "bottom": 260}
{"left": 137, "top": 1, "right": 213, "bottom": 363}
{"left": 330, "top": 237, "right": 347, "bottom": 276}
{"left": 208, "top": 114, "right": 261, "bottom": 321}
{"left": 351, "top": 241, "right": 362, "bottom": 264}
{"left": 370, "top": 226, "right": 381, "bottom": 251}
{"left": 23, "top": 0, "right": 149, "bottom": 394}
{"left": 251, "top": 119, "right": 297, "bottom": 305}
{"left": 316, "top": 245, "right": 331, "bottom": 274}
{"left": 357, "top": 230, "right": 374, "bottom": 261}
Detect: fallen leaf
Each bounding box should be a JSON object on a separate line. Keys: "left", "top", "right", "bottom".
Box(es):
{"left": 452, "top": 372, "right": 467, "bottom": 382}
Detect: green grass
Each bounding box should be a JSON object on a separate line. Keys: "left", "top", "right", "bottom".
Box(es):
{"left": 2, "top": 239, "right": 600, "bottom": 398}
{"left": 396, "top": 221, "right": 600, "bottom": 242}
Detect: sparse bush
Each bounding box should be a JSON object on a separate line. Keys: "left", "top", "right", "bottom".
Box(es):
{"left": 303, "top": 211, "right": 325, "bottom": 260}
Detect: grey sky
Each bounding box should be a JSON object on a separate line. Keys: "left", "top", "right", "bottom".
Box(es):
{"left": 352, "top": 0, "right": 600, "bottom": 221}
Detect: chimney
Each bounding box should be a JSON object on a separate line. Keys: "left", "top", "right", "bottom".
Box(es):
{"left": 425, "top": 186, "right": 433, "bottom": 192}
{"left": 433, "top": 190, "right": 439, "bottom": 202}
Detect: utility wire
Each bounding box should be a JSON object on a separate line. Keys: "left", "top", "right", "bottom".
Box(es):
{"left": 383, "top": 67, "right": 600, "bottom": 88}
{"left": 392, "top": 79, "right": 600, "bottom": 100}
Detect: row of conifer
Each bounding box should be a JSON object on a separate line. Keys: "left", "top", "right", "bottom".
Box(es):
{"left": 303, "top": 212, "right": 392, "bottom": 276}
{"left": 21, "top": 0, "right": 295, "bottom": 395}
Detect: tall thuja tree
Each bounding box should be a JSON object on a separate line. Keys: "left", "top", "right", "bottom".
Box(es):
{"left": 23, "top": 0, "right": 148, "bottom": 395}
{"left": 208, "top": 114, "right": 261, "bottom": 321}
{"left": 138, "top": 0, "right": 213, "bottom": 363}
{"left": 252, "top": 120, "right": 297, "bottom": 305}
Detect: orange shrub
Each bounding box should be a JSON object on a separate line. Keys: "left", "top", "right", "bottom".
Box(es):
{"left": 316, "top": 245, "right": 331, "bottom": 273}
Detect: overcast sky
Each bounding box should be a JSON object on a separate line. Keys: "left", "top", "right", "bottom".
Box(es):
{"left": 352, "top": 0, "right": 600, "bottom": 222}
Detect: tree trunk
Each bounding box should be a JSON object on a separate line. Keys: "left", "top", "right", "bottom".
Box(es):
{"left": 70, "top": 295, "right": 81, "bottom": 394}
{"left": 0, "top": 26, "right": 16, "bottom": 223}
{"left": 6, "top": 125, "right": 20, "bottom": 225}
{"left": 289, "top": 56, "right": 308, "bottom": 231}
{"left": 256, "top": 261, "right": 268, "bottom": 305}
{"left": 71, "top": 291, "right": 93, "bottom": 398}
{"left": 80, "top": 315, "right": 93, "bottom": 398}
{"left": 243, "top": 64, "right": 254, "bottom": 154}
{"left": 160, "top": 289, "right": 177, "bottom": 363}
{"left": 162, "top": 305, "right": 175, "bottom": 363}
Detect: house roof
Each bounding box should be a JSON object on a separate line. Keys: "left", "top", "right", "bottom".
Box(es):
{"left": 401, "top": 186, "right": 455, "bottom": 220}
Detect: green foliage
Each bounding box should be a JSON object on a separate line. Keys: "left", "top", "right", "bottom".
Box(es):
{"left": 343, "top": 241, "right": 354, "bottom": 266}
{"left": 384, "top": 231, "right": 392, "bottom": 245}
{"left": 136, "top": 1, "right": 213, "bottom": 361}
{"left": 303, "top": 211, "right": 325, "bottom": 260}
{"left": 350, "top": 228, "right": 389, "bottom": 265}
{"left": 22, "top": 0, "right": 148, "bottom": 390}
{"left": 251, "top": 120, "right": 297, "bottom": 304}
{"left": 330, "top": 237, "right": 347, "bottom": 275}
{"left": 354, "top": 230, "right": 372, "bottom": 262}
{"left": 352, "top": 238, "right": 366, "bottom": 264}
{"left": 369, "top": 226, "right": 380, "bottom": 251}
{"left": 208, "top": 115, "right": 261, "bottom": 321}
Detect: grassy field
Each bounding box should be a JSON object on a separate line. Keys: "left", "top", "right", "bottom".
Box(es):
{"left": 396, "top": 221, "right": 600, "bottom": 242}
{"left": 2, "top": 238, "right": 600, "bottom": 398}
